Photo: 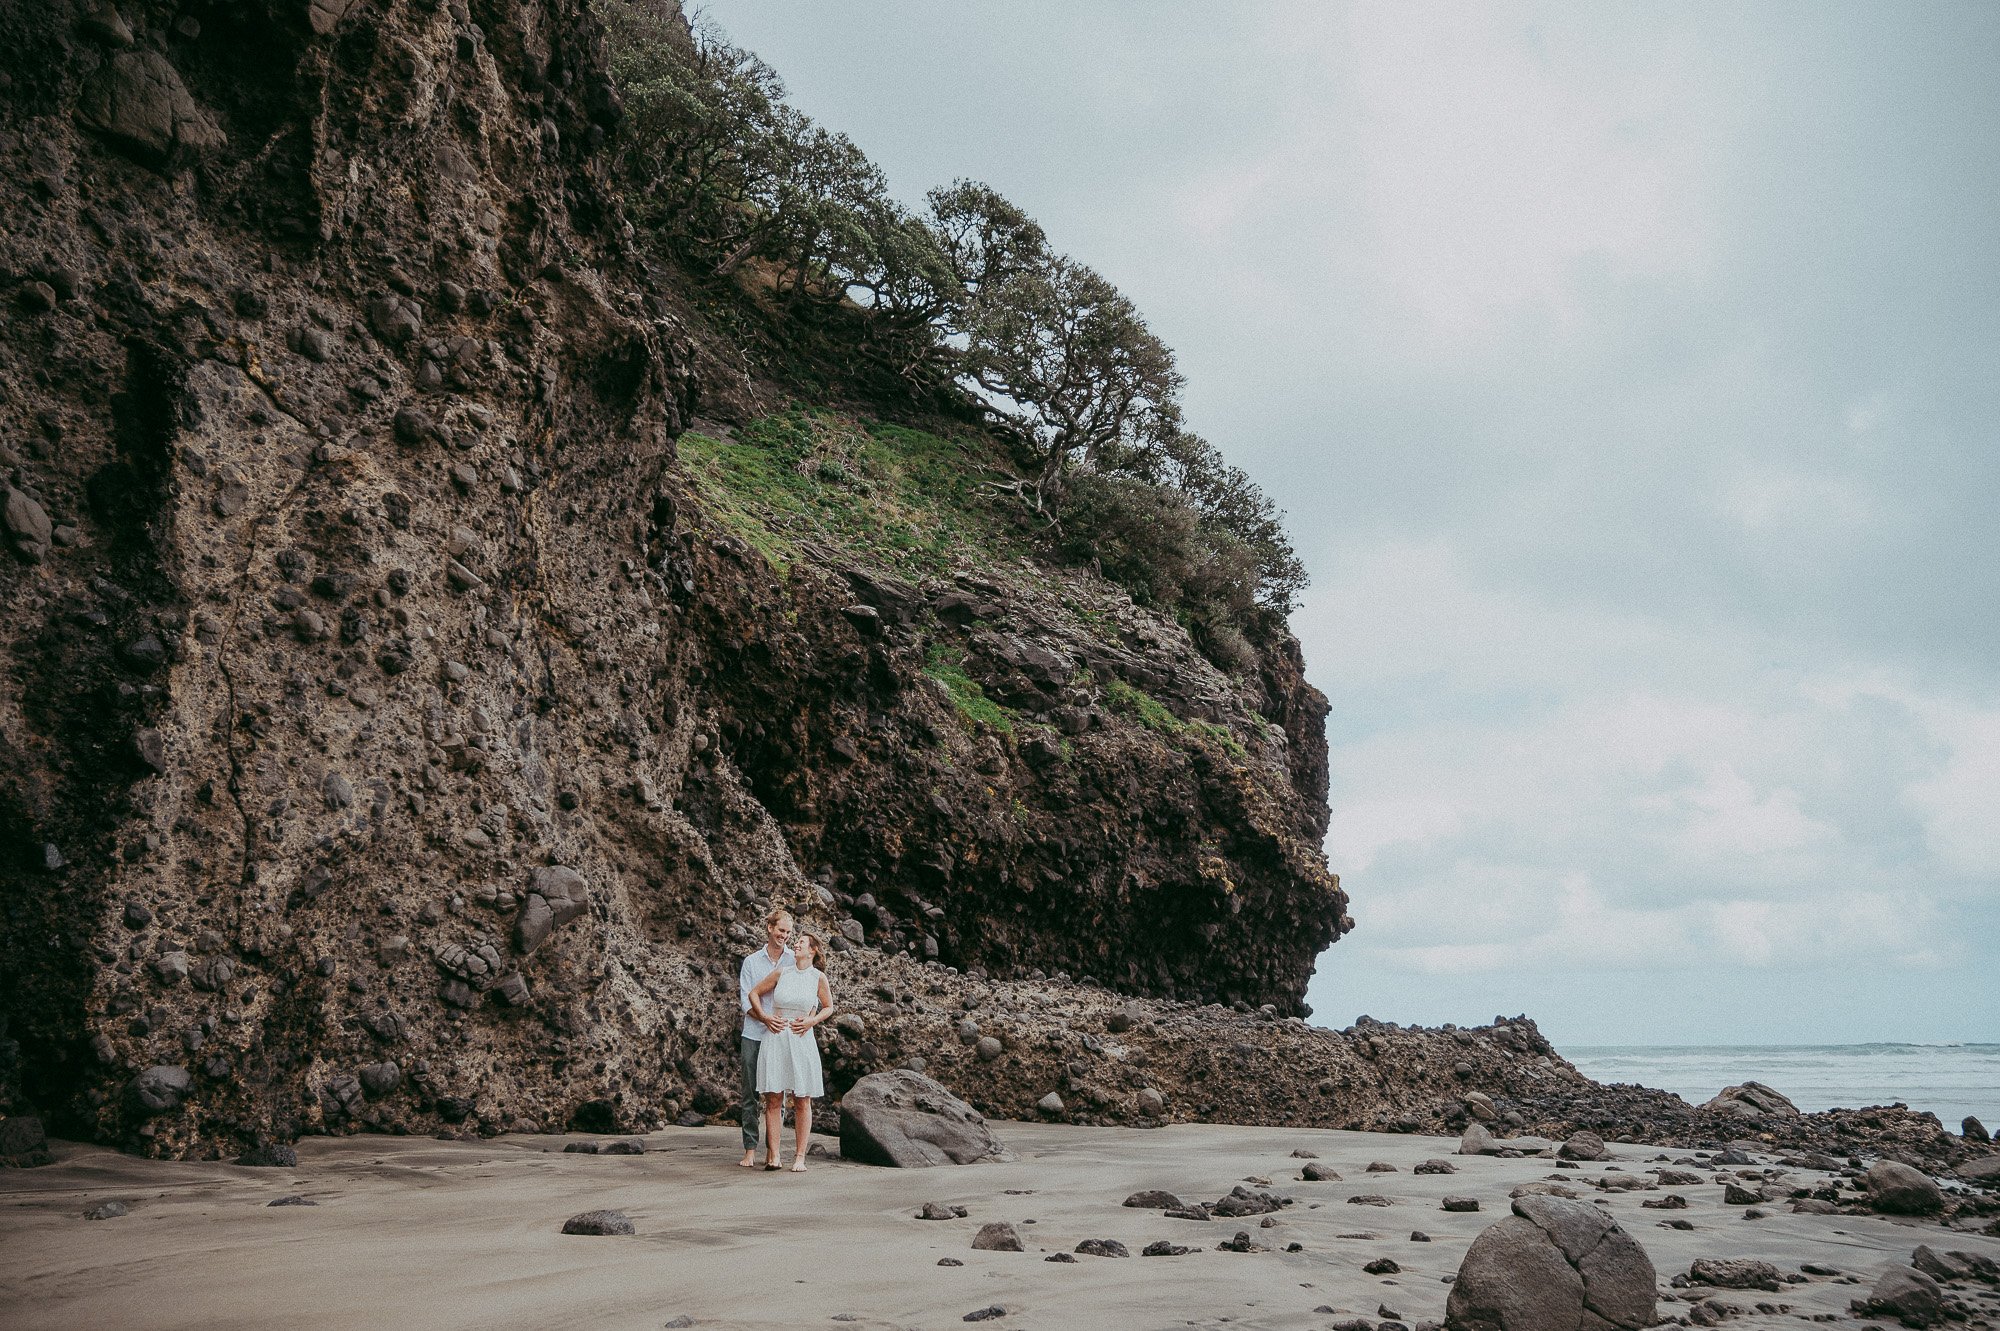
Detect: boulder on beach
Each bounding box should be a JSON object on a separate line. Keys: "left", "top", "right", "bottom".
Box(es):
{"left": 1699, "top": 1081, "right": 1800, "bottom": 1118}
{"left": 1459, "top": 1123, "right": 1494, "bottom": 1155}
{"left": 1444, "top": 1195, "right": 1657, "bottom": 1331}
{"left": 0, "top": 1115, "right": 52, "bottom": 1167}
{"left": 1557, "top": 1131, "right": 1609, "bottom": 1161}
{"left": 1865, "top": 1160, "right": 1943, "bottom": 1215}
{"left": 1911, "top": 1245, "right": 1999, "bottom": 1284}
{"left": 1854, "top": 1265, "right": 1945, "bottom": 1328}
{"left": 838, "top": 1070, "right": 1011, "bottom": 1168}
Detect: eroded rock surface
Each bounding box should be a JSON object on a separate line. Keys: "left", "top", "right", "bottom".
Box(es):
{"left": 1444, "top": 1195, "right": 1656, "bottom": 1331}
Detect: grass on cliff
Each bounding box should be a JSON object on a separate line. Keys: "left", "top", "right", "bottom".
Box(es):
{"left": 1105, "top": 677, "right": 1248, "bottom": 761}
{"left": 924, "top": 644, "right": 1015, "bottom": 735}
{"left": 678, "top": 409, "right": 1028, "bottom": 577}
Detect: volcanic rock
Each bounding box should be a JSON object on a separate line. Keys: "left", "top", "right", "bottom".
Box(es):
{"left": 839, "top": 1071, "right": 1010, "bottom": 1168}
{"left": 1444, "top": 1195, "right": 1657, "bottom": 1331}
{"left": 1865, "top": 1160, "right": 1943, "bottom": 1215}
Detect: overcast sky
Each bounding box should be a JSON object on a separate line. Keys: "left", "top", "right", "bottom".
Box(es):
{"left": 699, "top": 1, "right": 2000, "bottom": 1046}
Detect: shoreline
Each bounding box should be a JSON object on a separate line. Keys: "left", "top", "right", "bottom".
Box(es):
{"left": 4, "top": 1120, "right": 1997, "bottom": 1330}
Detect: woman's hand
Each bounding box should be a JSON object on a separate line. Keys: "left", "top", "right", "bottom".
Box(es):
{"left": 789, "top": 1015, "right": 814, "bottom": 1034}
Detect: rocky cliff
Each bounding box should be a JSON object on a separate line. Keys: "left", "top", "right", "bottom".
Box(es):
{"left": 0, "top": 0, "right": 1372, "bottom": 1156}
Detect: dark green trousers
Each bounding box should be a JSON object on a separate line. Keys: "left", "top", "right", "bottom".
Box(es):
{"left": 739, "top": 1035, "right": 763, "bottom": 1151}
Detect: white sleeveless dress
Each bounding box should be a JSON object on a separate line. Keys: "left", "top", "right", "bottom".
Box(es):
{"left": 755, "top": 966, "right": 825, "bottom": 1098}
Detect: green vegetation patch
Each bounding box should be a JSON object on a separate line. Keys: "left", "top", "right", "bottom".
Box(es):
{"left": 925, "top": 645, "right": 1015, "bottom": 735}
{"left": 678, "top": 409, "right": 1028, "bottom": 577}
{"left": 1104, "top": 678, "right": 1248, "bottom": 760}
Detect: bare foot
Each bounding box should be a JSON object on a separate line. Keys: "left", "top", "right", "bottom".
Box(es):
{"left": 737, "top": 1150, "right": 758, "bottom": 1168}
{"left": 763, "top": 1156, "right": 781, "bottom": 1171}
{"left": 789, "top": 1160, "right": 807, "bottom": 1173}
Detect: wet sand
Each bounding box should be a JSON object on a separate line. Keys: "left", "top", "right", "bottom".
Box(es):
{"left": 1, "top": 1122, "right": 1993, "bottom": 1330}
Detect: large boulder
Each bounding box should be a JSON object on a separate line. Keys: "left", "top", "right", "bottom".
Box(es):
{"left": 1855, "top": 1266, "right": 1946, "bottom": 1328}
{"left": 75, "top": 52, "right": 224, "bottom": 169}
{"left": 1866, "top": 1160, "right": 1944, "bottom": 1215}
{"left": 1445, "top": 1195, "right": 1657, "bottom": 1331}
{"left": 838, "top": 1070, "right": 1011, "bottom": 1168}
{"left": 0, "top": 1115, "right": 51, "bottom": 1167}
{"left": 1699, "top": 1081, "right": 1800, "bottom": 1118}
{"left": 1458, "top": 1123, "right": 1495, "bottom": 1155}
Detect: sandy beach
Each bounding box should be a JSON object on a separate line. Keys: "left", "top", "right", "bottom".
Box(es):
{"left": 3, "top": 1121, "right": 1994, "bottom": 1330}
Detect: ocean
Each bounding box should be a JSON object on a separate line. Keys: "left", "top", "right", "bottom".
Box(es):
{"left": 1564, "top": 1043, "right": 2000, "bottom": 1132}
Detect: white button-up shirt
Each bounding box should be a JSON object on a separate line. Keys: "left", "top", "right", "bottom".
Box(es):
{"left": 739, "top": 944, "right": 795, "bottom": 1041}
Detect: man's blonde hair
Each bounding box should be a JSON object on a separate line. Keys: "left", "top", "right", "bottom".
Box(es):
{"left": 763, "top": 906, "right": 795, "bottom": 930}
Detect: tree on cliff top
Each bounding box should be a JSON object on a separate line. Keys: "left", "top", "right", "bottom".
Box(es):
{"left": 601, "top": 2, "right": 1308, "bottom": 627}
{"left": 957, "top": 255, "right": 1183, "bottom": 516}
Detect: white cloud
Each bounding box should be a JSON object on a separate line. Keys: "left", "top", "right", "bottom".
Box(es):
{"left": 1652, "top": 765, "right": 1836, "bottom": 862}
{"left": 1308, "top": 536, "right": 1997, "bottom": 990}
{"left": 1905, "top": 705, "right": 2000, "bottom": 879}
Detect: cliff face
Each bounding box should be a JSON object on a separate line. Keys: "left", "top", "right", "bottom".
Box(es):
{"left": 0, "top": 0, "right": 1356, "bottom": 1155}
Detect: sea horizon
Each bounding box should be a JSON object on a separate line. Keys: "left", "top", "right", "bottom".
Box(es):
{"left": 1563, "top": 1041, "right": 2000, "bottom": 1133}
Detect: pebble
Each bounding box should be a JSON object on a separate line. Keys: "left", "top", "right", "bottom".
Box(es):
{"left": 84, "top": 1201, "right": 130, "bottom": 1220}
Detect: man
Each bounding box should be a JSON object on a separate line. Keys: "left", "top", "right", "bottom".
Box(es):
{"left": 737, "top": 907, "right": 794, "bottom": 1168}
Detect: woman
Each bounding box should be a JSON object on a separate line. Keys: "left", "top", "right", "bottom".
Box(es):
{"left": 747, "top": 928, "right": 834, "bottom": 1172}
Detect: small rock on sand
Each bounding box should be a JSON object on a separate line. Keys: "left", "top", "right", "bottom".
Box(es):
{"left": 560, "top": 1209, "right": 634, "bottom": 1235}
{"left": 970, "top": 1222, "right": 1022, "bottom": 1251}
{"left": 1142, "top": 1240, "right": 1192, "bottom": 1256}
{"left": 1688, "top": 1257, "right": 1780, "bottom": 1290}
{"left": 267, "top": 1195, "right": 317, "bottom": 1207}
{"left": 1441, "top": 1196, "right": 1480, "bottom": 1212}
{"left": 1301, "top": 1162, "right": 1342, "bottom": 1181}
{"left": 1123, "top": 1189, "right": 1183, "bottom": 1209}
{"left": 1074, "top": 1238, "right": 1129, "bottom": 1258}
{"left": 962, "top": 1307, "right": 1006, "bottom": 1323}
{"left": 83, "top": 1201, "right": 129, "bottom": 1220}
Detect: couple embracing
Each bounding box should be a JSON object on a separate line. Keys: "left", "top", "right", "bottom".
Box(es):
{"left": 735, "top": 907, "right": 835, "bottom": 1172}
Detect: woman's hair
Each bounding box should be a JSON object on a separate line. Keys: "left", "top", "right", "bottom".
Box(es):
{"left": 792, "top": 929, "right": 825, "bottom": 968}
{"left": 762, "top": 906, "right": 795, "bottom": 930}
